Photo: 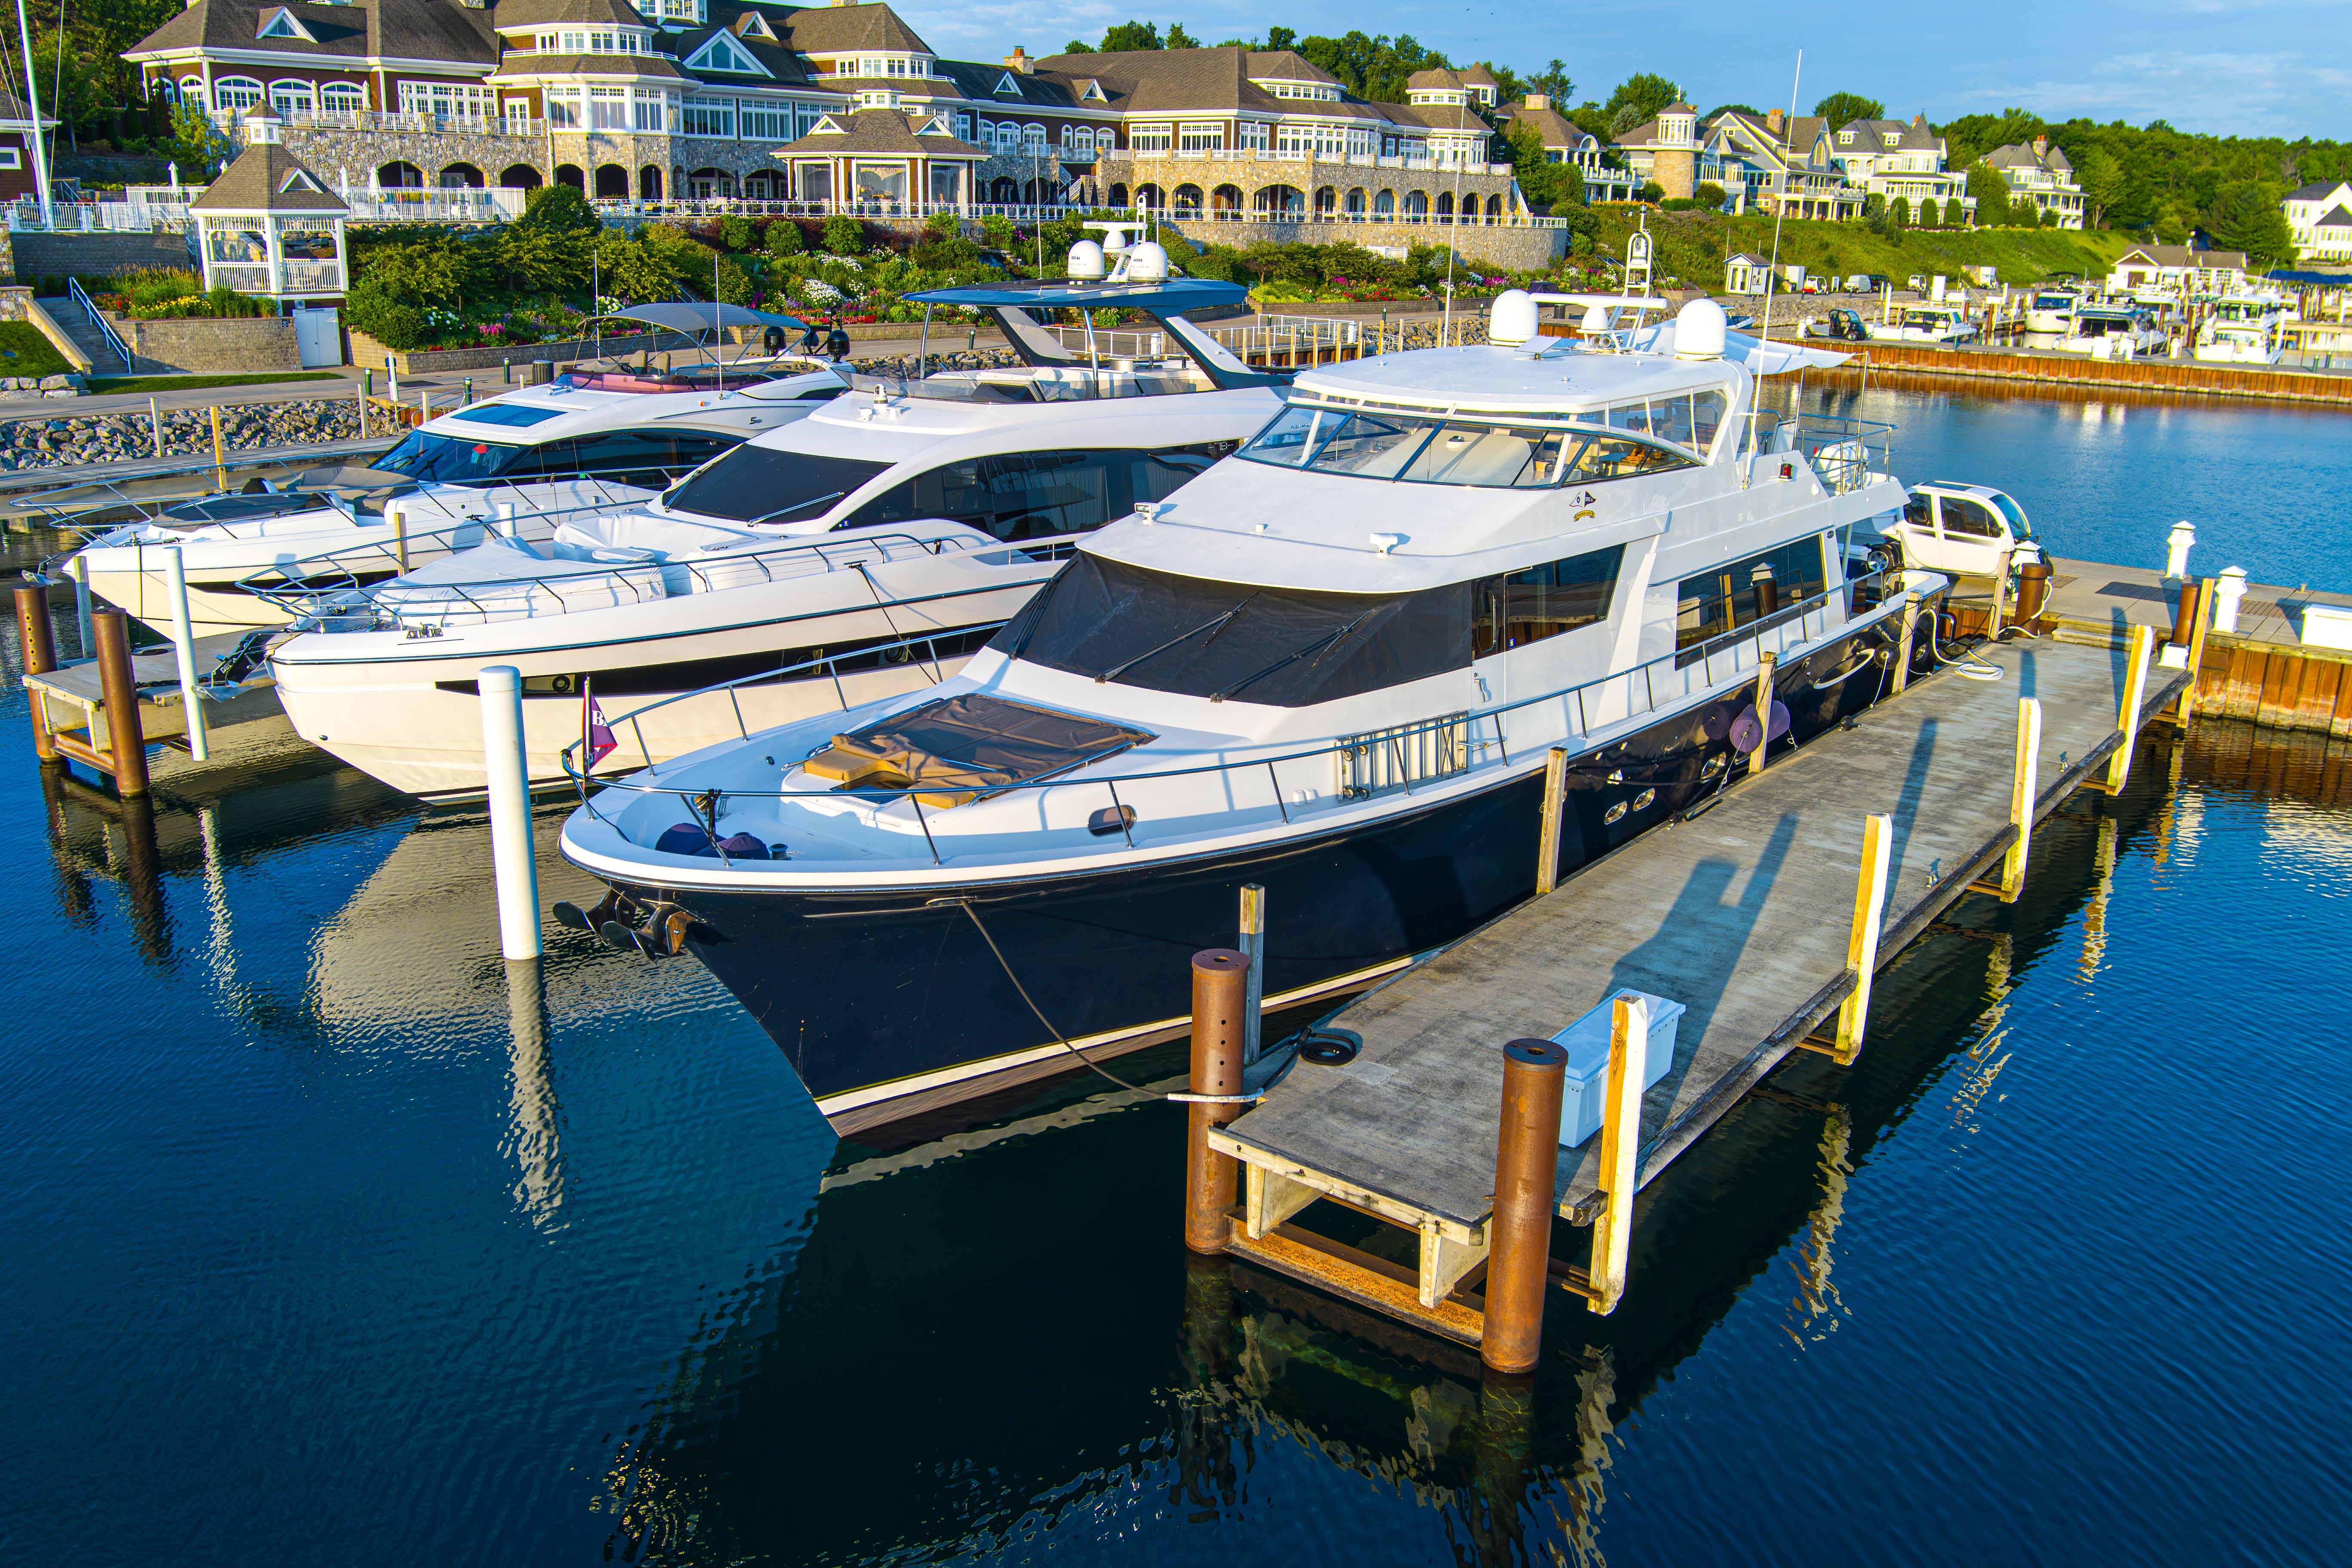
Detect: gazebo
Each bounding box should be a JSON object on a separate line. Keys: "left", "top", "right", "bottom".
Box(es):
{"left": 772, "top": 107, "right": 987, "bottom": 212}
{"left": 188, "top": 115, "right": 349, "bottom": 303}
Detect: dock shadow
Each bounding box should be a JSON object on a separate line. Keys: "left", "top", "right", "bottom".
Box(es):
{"left": 1883, "top": 717, "right": 1939, "bottom": 888}
{"left": 1605, "top": 812, "right": 1799, "bottom": 1095}
{"left": 2017, "top": 646, "right": 2036, "bottom": 701}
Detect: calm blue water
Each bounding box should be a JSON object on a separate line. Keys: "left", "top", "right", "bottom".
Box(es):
{"left": 6, "top": 392, "right": 2352, "bottom": 1566}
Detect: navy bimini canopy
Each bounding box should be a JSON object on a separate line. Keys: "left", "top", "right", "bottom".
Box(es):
{"left": 606, "top": 302, "right": 808, "bottom": 333}
{"left": 905, "top": 278, "right": 1244, "bottom": 313}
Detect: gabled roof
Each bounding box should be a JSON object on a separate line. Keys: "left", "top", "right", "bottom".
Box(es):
{"left": 495, "top": 0, "right": 642, "bottom": 28}
{"left": 682, "top": 27, "right": 769, "bottom": 77}
{"left": 773, "top": 1, "right": 932, "bottom": 57}
{"left": 127, "top": 0, "right": 395, "bottom": 61}
{"left": 1032, "top": 45, "right": 1337, "bottom": 116}
{"left": 2315, "top": 205, "right": 2352, "bottom": 228}
{"left": 1829, "top": 116, "right": 1941, "bottom": 153}
{"left": 1390, "top": 102, "right": 1488, "bottom": 132}
{"left": 1498, "top": 102, "right": 1586, "bottom": 149}
{"left": 2115, "top": 245, "right": 2250, "bottom": 269}
{"left": 189, "top": 140, "right": 346, "bottom": 212}
{"left": 772, "top": 106, "right": 985, "bottom": 158}
{"left": 1247, "top": 49, "right": 1338, "bottom": 84}
{"left": 1984, "top": 141, "right": 2070, "bottom": 174}
{"left": 489, "top": 52, "right": 689, "bottom": 82}
{"left": 2288, "top": 179, "right": 2352, "bottom": 202}
{"left": 0, "top": 88, "right": 50, "bottom": 128}
{"left": 931, "top": 56, "right": 1078, "bottom": 108}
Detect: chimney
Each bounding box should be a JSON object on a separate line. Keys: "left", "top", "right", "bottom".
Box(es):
{"left": 1524, "top": 93, "right": 1549, "bottom": 110}
{"left": 1766, "top": 107, "right": 1783, "bottom": 135}
{"left": 2032, "top": 134, "right": 2048, "bottom": 158}
{"left": 1004, "top": 46, "right": 1032, "bottom": 74}
{"left": 1913, "top": 112, "right": 1926, "bottom": 128}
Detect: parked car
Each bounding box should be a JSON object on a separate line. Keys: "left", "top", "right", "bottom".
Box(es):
{"left": 1884, "top": 482, "right": 2044, "bottom": 579}
{"left": 1804, "top": 308, "right": 1870, "bottom": 341}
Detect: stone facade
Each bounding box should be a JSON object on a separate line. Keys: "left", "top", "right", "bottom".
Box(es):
{"left": 1083, "top": 153, "right": 1525, "bottom": 224}
{"left": 12, "top": 230, "right": 192, "bottom": 279}
{"left": 106, "top": 312, "right": 300, "bottom": 375}
{"left": 1161, "top": 217, "right": 1563, "bottom": 270}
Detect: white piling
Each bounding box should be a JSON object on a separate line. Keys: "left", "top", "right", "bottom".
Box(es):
{"left": 147, "top": 395, "right": 163, "bottom": 457}
{"left": 479, "top": 665, "right": 542, "bottom": 960}
{"left": 2213, "top": 566, "right": 2248, "bottom": 633}
{"left": 159, "top": 546, "right": 208, "bottom": 762}
{"left": 2165, "top": 521, "right": 2196, "bottom": 580}
{"left": 496, "top": 501, "right": 517, "bottom": 539}
{"left": 67, "top": 553, "right": 92, "bottom": 653}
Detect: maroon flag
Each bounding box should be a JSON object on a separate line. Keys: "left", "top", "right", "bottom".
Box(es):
{"left": 582, "top": 684, "right": 616, "bottom": 769}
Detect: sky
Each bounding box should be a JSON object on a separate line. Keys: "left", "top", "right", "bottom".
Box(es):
{"left": 891, "top": 0, "right": 2352, "bottom": 140}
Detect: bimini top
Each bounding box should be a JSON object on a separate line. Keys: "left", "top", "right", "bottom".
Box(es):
{"left": 907, "top": 278, "right": 1246, "bottom": 313}
{"left": 1291, "top": 343, "right": 1743, "bottom": 417}
{"left": 605, "top": 302, "right": 808, "bottom": 333}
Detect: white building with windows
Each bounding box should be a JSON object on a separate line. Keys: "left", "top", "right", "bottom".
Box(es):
{"left": 2284, "top": 179, "right": 2352, "bottom": 262}
{"left": 1817, "top": 114, "right": 1972, "bottom": 221}
{"left": 1492, "top": 95, "right": 1637, "bottom": 203}
{"left": 1984, "top": 136, "right": 2084, "bottom": 228}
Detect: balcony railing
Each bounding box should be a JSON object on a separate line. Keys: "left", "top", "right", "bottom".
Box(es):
{"left": 1117, "top": 147, "right": 1509, "bottom": 175}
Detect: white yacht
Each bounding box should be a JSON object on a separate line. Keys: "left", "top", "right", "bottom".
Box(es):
{"left": 556, "top": 294, "right": 1946, "bottom": 1137}
{"left": 1871, "top": 303, "right": 1980, "bottom": 345}
{"left": 58, "top": 309, "right": 848, "bottom": 640}
{"left": 2193, "top": 316, "right": 2284, "bottom": 364}
{"left": 2022, "top": 285, "right": 2082, "bottom": 340}
{"left": 2056, "top": 304, "right": 2166, "bottom": 358}
{"left": 267, "top": 272, "right": 1285, "bottom": 800}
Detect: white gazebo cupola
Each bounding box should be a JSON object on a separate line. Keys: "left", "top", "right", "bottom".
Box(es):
{"left": 189, "top": 115, "right": 350, "bottom": 302}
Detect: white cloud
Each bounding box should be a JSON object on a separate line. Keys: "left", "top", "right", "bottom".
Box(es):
{"left": 1954, "top": 52, "right": 2352, "bottom": 135}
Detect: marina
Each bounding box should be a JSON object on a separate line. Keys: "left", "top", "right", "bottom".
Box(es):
{"left": 5, "top": 293, "right": 2350, "bottom": 1563}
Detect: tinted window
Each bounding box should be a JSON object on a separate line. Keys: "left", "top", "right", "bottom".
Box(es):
{"left": 1939, "top": 497, "right": 2003, "bottom": 537}
{"left": 371, "top": 430, "right": 523, "bottom": 483}
{"left": 668, "top": 447, "right": 893, "bottom": 524}
{"left": 518, "top": 429, "right": 743, "bottom": 488}
{"left": 1473, "top": 545, "right": 1624, "bottom": 656}
{"left": 1905, "top": 491, "right": 1935, "bottom": 528}
{"left": 994, "top": 552, "right": 1473, "bottom": 707}
{"left": 842, "top": 444, "right": 1224, "bottom": 541}
{"left": 1676, "top": 536, "right": 1828, "bottom": 649}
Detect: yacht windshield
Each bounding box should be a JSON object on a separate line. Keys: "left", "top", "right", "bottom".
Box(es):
{"left": 1237, "top": 404, "right": 1697, "bottom": 485}
{"left": 372, "top": 430, "right": 524, "bottom": 483}
{"left": 1987, "top": 493, "right": 2034, "bottom": 536}
{"left": 666, "top": 447, "right": 892, "bottom": 524}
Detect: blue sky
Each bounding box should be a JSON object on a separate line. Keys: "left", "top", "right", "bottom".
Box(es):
{"left": 895, "top": 0, "right": 2352, "bottom": 139}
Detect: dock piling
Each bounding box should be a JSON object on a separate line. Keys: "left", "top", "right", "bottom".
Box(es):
{"left": 2172, "top": 578, "right": 2211, "bottom": 724}
{"left": 1801, "top": 813, "right": 1893, "bottom": 1065}
{"left": 1184, "top": 948, "right": 1249, "bottom": 1254}
{"left": 15, "top": 581, "right": 57, "bottom": 760}
{"left": 1892, "top": 592, "right": 1921, "bottom": 695}
{"left": 2101, "top": 625, "right": 2156, "bottom": 793}
{"left": 1535, "top": 747, "right": 1568, "bottom": 895}
{"left": 1750, "top": 651, "right": 1778, "bottom": 772}
{"left": 1483, "top": 1037, "right": 1570, "bottom": 1368}
{"left": 146, "top": 395, "right": 162, "bottom": 458}
{"left": 1237, "top": 886, "right": 1265, "bottom": 1066}
{"left": 2163, "top": 579, "right": 2205, "bottom": 670}
{"left": 207, "top": 406, "right": 225, "bottom": 493}
{"left": 66, "top": 554, "right": 91, "bottom": 654}
{"left": 2016, "top": 559, "right": 2052, "bottom": 625}
{"left": 1582, "top": 997, "right": 1651, "bottom": 1319}
{"left": 91, "top": 610, "right": 148, "bottom": 797}
{"left": 1983, "top": 699, "right": 2041, "bottom": 901}
{"left": 159, "top": 547, "right": 208, "bottom": 763}
{"left": 478, "top": 666, "right": 542, "bottom": 961}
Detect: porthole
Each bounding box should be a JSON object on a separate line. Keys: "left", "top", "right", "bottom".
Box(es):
{"left": 1632, "top": 788, "right": 1656, "bottom": 811}
{"left": 1602, "top": 800, "right": 1629, "bottom": 824}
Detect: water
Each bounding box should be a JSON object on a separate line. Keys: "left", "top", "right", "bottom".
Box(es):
{"left": 7, "top": 392, "right": 2352, "bottom": 1566}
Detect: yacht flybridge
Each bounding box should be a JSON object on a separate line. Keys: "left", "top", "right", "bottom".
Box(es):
{"left": 268, "top": 273, "right": 1284, "bottom": 799}
{"left": 557, "top": 293, "right": 1949, "bottom": 1137}
{"left": 59, "top": 303, "right": 848, "bottom": 639}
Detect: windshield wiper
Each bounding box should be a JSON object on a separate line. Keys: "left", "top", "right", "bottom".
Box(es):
{"left": 1095, "top": 595, "right": 1255, "bottom": 683}
{"left": 1210, "top": 607, "right": 1380, "bottom": 703}
{"left": 744, "top": 491, "right": 845, "bottom": 526}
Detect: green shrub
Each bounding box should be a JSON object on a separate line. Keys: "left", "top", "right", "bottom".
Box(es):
{"left": 719, "top": 213, "right": 754, "bottom": 251}
{"left": 517, "top": 184, "right": 600, "bottom": 236}
{"left": 763, "top": 218, "right": 805, "bottom": 258}
{"left": 1693, "top": 181, "right": 1727, "bottom": 208}
{"left": 821, "top": 213, "right": 866, "bottom": 255}
{"left": 345, "top": 279, "right": 428, "bottom": 349}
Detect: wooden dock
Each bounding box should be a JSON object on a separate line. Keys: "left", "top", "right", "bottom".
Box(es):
{"left": 1207, "top": 631, "right": 2189, "bottom": 1350}
{"left": 1788, "top": 336, "right": 2352, "bottom": 406}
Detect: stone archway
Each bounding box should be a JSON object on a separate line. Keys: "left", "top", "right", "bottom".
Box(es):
{"left": 641, "top": 166, "right": 664, "bottom": 199}
{"left": 1173, "top": 183, "right": 1203, "bottom": 217}
{"left": 1345, "top": 187, "right": 1367, "bottom": 215}
{"left": 438, "top": 163, "right": 483, "bottom": 189}
{"left": 1403, "top": 189, "right": 1428, "bottom": 217}
{"left": 1486, "top": 193, "right": 1504, "bottom": 222}
{"left": 1374, "top": 188, "right": 1396, "bottom": 219}
{"left": 742, "top": 170, "right": 779, "bottom": 199}
{"left": 555, "top": 164, "right": 585, "bottom": 190}
{"left": 1211, "top": 183, "right": 1242, "bottom": 219}
{"left": 499, "top": 164, "right": 542, "bottom": 189}
{"left": 687, "top": 168, "right": 734, "bottom": 199}
{"left": 1253, "top": 184, "right": 1305, "bottom": 217}
{"left": 1314, "top": 185, "right": 1337, "bottom": 215}
{"left": 999, "top": 176, "right": 1026, "bottom": 204}
{"left": 1435, "top": 191, "right": 1454, "bottom": 221}
{"left": 594, "top": 164, "right": 631, "bottom": 199}
{"left": 376, "top": 160, "right": 423, "bottom": 188}
{"left": 1133, "top": 182, "right": 1163, "bottom": 211}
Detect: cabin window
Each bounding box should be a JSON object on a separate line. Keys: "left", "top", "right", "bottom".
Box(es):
{"left": 1938, "top": 496, "right": 2003, "bottom": 538}
{"left": 993, "top": 552, "right": 1476, "bottom": 707}
{"left": 668, "top": 449, "right": 892, "bottom": 524}
{"left": 842, "top": 444, "right": 1226, "bottom": 541}
{"left": 1601, "top": 390, "right": 1727, "bottom": 454}
{"left": 373, "top": 431, "right": 525, "bottom": 483}
{"left": 1472, "top": 545, "right": 1625, "bottom": 657}
{"left": 1238, "top": 405, "right": 1695, "bottom": 487}
{"left": 1675, "top": 537, "right": 1828, "bottom": 650}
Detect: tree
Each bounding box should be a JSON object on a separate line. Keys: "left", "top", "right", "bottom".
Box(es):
{"left": 1812, "top": 92, "right": 1886, "bottom": 129}
{"left": 1917, "top": 196, "right": 1940, "bottom": 227}
{"left": 821, "top": 213, "right": 867, "bottom": 254}
{"left": 763, "top": 219, "right": 806, "bottom": 259}
{"left": 2206, "top": 181, "right": 2297, "bottom": 267}
{"left": 517, "top": 183, "right": 600, "bottom": 236}
{"left": 166, "top": 98, "right": 226, "bottom": 175}
{"left": 1703, "top": 103, "right": 1761, "bottom": 123}
{"left": 1526, "top": 58, "right": 1572, "bottom": 101}
{"left": 1604, "top": 73, "right": 1682, "bottom": 126}
{"left": 1966, "top": 161, "right": 2013, "bottom": 226}
{"left": 1503, "top": 116, "right": 1582, "bottom": 209}
{"left": 1636, "top": 179, "right": 1664, "bottom": 203}
{"left": 1166, "top": 23, "right": 1199, "bottom": 47}
{"left": 1266, "top": 26, "right": 1296, "bottom": 49}
{"left": 1890, "top": 196, "right": 1910, "bottom": 228}
{"left": 2076, "top": 147, "right": 2124, "bottom": 228}
{"left": 1295, "top": 31, "right": 1451, "bottom": 103}
{"left": 1096, "top": 21, "right": 1164, "bottom": 51}
{"left": 1693, "top": 181, "right": 1726, "bottom": 208}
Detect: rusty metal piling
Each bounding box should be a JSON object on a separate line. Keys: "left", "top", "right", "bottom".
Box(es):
{"left": 1184, "top": 948, "right": 1250, "bottom": 1255}
{"left": 1482, "top": 1038, "right": 1568, "bottom": 1374}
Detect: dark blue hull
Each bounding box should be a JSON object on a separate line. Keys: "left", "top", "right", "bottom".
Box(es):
{"left": 615, "top": 618, "right": 1912, "bottom": 1133}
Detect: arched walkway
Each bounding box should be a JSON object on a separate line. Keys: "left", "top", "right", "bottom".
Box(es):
{"left": 554, "top": 164, "right": 585, "bottom": 191}
{"left": 499, "top": 165, "right": 542, "bottom": 189}
{"left": 1020, "top": 177, "right": 1047, "bottom": 204}
{"left": 438, "top": 163, "right": 483, "bottom": 188}
{"left": 376, "top": 161, "right": 423, "bottom": 189}
{"left": 1375, "top": 188, "right": 1395, "bottom": 219}
{"left": 1133, "top": 182, "right": 1163, "bottom": 210}
{"left": 1435, "top": 191, "right": 1454, "bottom": 221}
{"left": 1173, "top": 183, "right": 1203, "bottom": 217}
{"left": 1211, "top": 183, "right": 1242, "bottom": 220}
{"left": 594, "top": 163, "right": 631, "bottom": 199}
{"left": 1253, "top": 184, "right": 1305, "bottom": 217}
{"left": 742, "top": 171, "right": 779, "bottom": 199}
{"left": 1486, "top": 193, "right": 1504, "bottom": 221}
{"left": 1403, "top": 190, "right": 1428, "bottom": 218}
{"left": 1345, "top": 187, "right": 1367, "bottom": 216}
{"left": 1314, "top": 185, "right": 1336, "bottom": 215}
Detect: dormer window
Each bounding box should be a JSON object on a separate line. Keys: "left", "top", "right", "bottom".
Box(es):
{"left": 1838, "top": 129, "right": 1853, "bottom": 144}
{"left": 686, "top": 30, "right": 767, "bottom": 76}
{"left": 855, "top": 89, "right": 899, "bottom": 110}
{"left": 735, "top": 11, "right": 776, "bottom": 43}
{"left": 993, "top": 70, "right": 1019, "bottom": 95}
{"left": 1883, "top": 132, "right": 1898, "bottom": 147}
{"left": 256, "top": 7, "right": 313, "bottom": 41}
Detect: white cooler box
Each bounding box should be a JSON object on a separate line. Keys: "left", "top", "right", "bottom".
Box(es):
{"left": 1554, "top": 988, "right": 1687, "bottom": 1147}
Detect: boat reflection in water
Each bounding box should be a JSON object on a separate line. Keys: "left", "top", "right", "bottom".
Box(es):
{"left": 583, "top": 725, "right": 2232, "bottom": 1564}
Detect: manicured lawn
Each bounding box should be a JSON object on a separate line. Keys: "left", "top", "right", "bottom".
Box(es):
{"left": 85, "top": 371, "right": 346, "bottom": 395}
{"left": 0, "top": 321, "right": 74, "bottom": 379}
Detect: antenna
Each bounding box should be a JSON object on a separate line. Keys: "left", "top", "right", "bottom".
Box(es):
{"left": 1743, "top": 50, "right": 1801, "bottom": 489}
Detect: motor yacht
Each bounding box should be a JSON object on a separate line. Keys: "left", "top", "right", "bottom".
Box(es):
{"left": 1871, "top": 303, "right": 1980, "bottom": 345}
{"left": 2022, "top": 285, "right": 2082, "bottom": 341}
{"left": 58, "top": 306, "right": 848, "bottom": 639}
{"left": 2056, "top": 304, "right": 2166, "bottom": 358}
{"left": 556, "top": 294, "right": 1948, "bottom": 1137}
{"left": 267, "top": 269, "right": 1286, "bottom": 800}
{"left": 2193, "top": 317, "right": 2284, "bottom": 364}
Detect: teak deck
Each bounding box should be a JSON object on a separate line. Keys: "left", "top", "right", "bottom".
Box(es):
{"left": 1215, "top": 637, "right": 2189, "bottom": 1259}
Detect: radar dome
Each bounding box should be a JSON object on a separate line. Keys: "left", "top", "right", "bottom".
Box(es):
{"left": 1673, "top": 297, "right": 1728, "bottom": 361}
{"left": 1123, "top": 241, "right": 1170, "bottom": 280}
{"left": 1487, "top": 289, "right": 1538, "bottom": 346}
{"left": 1066, "top": 240, "right": 1106, "bottom": 280}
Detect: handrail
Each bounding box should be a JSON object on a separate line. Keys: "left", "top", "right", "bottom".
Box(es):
{"left": 565, "top": 568, "right": 1938, "bottom": 840}
{"left": 67, "top": 277, "right": 131, "bottom": 369}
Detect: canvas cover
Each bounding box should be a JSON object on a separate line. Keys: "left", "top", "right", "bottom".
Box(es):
{"left": 802, "top": 692, "right": 1155, "bottom": 807}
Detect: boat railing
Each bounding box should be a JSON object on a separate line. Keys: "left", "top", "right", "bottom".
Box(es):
{"left": 1791, "top": 412, "right": 1896, "bottom": 496}
{"left": 566, "top": 567, "right": 1942, "bottom": 865}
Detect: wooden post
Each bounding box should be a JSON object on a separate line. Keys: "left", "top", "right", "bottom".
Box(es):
{"left": 1237, "top": 884, "right": 1265, "bottom": 1066}
{"left": 1802, "top": 813, "right": 1893, "bottom": 1065}
{"left": 1583, "top": 995, "right": 1650, "bottom": 1317}
{"left": 1749, "top": 650, "right": 1778, "bottom": 773}
{"left": 1184, "top": 948, "right": 1249, "bottom": 1255}
{"left": 208, "top": 405, "right": 226, "bottom": 492}
{"left": 393, "top": 505, "right": 409, "bottom": 573}
{"left": 15, "top": 582, "right": 56, "bottom": 760}
{"left": 1483, "top": 1036, "right": 1568, "bottom": 1368}
{"left": 1535, "top": 747, "right": 1568, "bottom": 895}
{"left": 92, "top": 609, "right": 149, "bottom": 797}
{"left": 2000, "top": 698, "right": 2041, "bottom": 901}
{"left": 2173, "top": 577, "right": 2212, "bottom": 724}
{"left": 1891, "top": 591, "right": 1920, "bottom": 694}
{"left": 2104, "top": 623, "right": 2156, "bottom": 793}
{"left": 147, "top": 395, "right": 162, "bottom": 457}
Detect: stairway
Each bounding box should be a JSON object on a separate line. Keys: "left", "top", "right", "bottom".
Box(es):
{"left": 33, "top": 296, "right": 132, "bottom": 374}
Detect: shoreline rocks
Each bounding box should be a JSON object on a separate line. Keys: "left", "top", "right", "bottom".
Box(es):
{"left": 0, "top": 397, "right": 365, "bottom": 473}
